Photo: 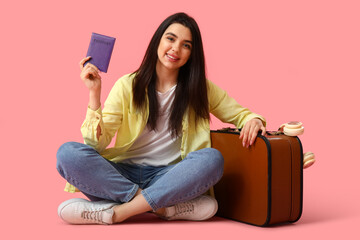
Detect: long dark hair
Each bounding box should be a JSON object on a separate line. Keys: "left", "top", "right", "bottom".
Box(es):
{"left": 132, "top": 12, "right": 209, "bottom": 137}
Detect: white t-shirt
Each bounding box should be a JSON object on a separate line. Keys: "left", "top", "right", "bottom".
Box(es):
{"left": 121, "top": 85, "right": 181, "bottom": 166}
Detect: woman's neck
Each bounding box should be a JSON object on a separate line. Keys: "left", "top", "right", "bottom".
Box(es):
{"left": 156, "top": 61, "right": 178, "bottom": 93}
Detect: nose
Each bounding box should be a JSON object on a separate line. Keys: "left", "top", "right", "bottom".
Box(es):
{"left": 171, "top": 42, "right": 180, "bottom": 53}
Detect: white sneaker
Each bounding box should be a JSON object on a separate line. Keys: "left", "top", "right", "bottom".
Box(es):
{"left": 160, "top": 195, "right": 218, "bottom": 221}
{"left": 58, "top": 198, "right": 119, "bottom": 225}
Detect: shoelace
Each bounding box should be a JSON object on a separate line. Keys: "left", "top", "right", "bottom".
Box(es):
{"left": 81, "top": 210, "right": 103, "bottom": 223}
{"left": 174, "top": 201, "right": 195, "bottom": 216}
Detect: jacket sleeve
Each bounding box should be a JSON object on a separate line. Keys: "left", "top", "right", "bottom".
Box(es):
{"left": 81, "top": 78, "right": 125, "bottom": 153}
{"left": 207, "top": 79, "right": 266, "bottom": 128}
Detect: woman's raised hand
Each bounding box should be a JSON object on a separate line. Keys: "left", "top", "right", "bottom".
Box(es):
{"left": 239, "top": 118, "right": 266, "bottom": 148}
{"left": 79, "top": 56, "right": 102, "bottom": 111}
{"left": 79, "top": 56, "right": 102, "bottom": 92}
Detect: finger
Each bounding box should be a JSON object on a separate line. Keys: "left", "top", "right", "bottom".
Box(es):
{"left": 261, "top": 126, "right": 266, "bottom": 136}
{"left": 87, "top": 63, "right": 99, "bottom": 73}
{"left": 86, "top": 64, "right": 101, "bottom": 77}
{"left": 242, "top": 126, "right": 249, "bottom": 147}
{"left": 82, "top": 67, "right": 100, "bottom": 81}
{"left": 239, "top": 123, "right": 246, "bottom": 140}
{"left": 79, "top": 56, "right": 91, "bottom": 70}
{"left": 247, "top": 123, "right": 258, "bottom": 147}
{"left": 84, "top": 63, "right": 100, "bottom": 74}
{"left": 93, "top": 70, "right": 101, "bottom": 80}
{"left": 83, "top": 62, "right": 94, "bottom": 71}
{"left": 89, "top": 66, "right": 101, "bottom": 79}
{"left": 239, "top": 129, "right": 243, "bottom": 140}
{"left": 249, "top": 125, "right": 260, "bottom": 146}
{"left": 82, "top": 69, "right": 94, "bottom": 80}
{"left": 80, "top": 67, "right": 91, "bottom": 79}
{"left": 88, "top": 70, "right": 101, "bottom": 80}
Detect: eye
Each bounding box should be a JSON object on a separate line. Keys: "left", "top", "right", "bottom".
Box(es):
{"left": 166, "top": 36, "right": 175, "bottom": 42}
{"left": 183, "top": 43, "right": 192, "bottom": 50}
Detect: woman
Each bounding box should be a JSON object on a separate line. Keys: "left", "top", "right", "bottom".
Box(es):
{"left": 56, "top": 12, "right": 266, "bottom": 225}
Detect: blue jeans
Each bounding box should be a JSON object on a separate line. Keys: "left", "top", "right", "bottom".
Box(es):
{"left": 56, "top": 142, "right": 224, "bottom": 211}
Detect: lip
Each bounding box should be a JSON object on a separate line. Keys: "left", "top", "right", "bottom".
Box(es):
{"left": 166, "top": 53, "right": 180, "bottom": 62}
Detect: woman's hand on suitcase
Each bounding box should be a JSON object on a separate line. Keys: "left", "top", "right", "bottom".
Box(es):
{"left": 239, "top": 118, "right": 266, "bottom": 148}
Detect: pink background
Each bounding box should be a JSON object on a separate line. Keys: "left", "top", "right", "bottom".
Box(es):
{"left": 1, "top": 0, "right": 359, "bottom": 239}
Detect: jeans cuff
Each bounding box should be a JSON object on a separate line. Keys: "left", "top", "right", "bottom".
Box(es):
{"left": 123, "top": 185, "right": 140, "bottom": 203}
{"left": 141, "top": 189, "right": 158, "bottom": 211}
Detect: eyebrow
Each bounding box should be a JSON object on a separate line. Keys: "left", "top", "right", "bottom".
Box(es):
{"left": 165, "top": 32, "right": 193, "bottom": 44}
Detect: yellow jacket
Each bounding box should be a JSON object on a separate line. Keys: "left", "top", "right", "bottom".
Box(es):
{"left": 64, "top": 73, "right": 266, "bottom": 192}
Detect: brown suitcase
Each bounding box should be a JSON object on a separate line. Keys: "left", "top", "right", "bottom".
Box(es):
{"left": 211, "top": 128, "right": 303, "bottom": 226}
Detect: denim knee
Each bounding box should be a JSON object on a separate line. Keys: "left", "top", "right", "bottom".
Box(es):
{"left": 204, "top": 148, "right": 224, "bottom": 182}
{"left": 56, "top": 142, "right": 85, "bottom": 177}
{"left": 188, "top": 148, "right": 224, "bottom": 184}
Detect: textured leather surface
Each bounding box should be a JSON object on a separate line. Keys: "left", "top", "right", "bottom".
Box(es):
{"left": 85, "top": 33, "right": 116, "bottom": 73}
{"left": 211, "top": 130, "right": 303, "bottom": 226}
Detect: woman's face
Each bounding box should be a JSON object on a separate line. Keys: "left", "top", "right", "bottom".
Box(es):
{"left": 157, "top": 23, "right": 192, "bottom": 73}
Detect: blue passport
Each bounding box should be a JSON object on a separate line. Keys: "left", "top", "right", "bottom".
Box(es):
{"left": 84, "top": 32, "right": 116, "bottom": 73}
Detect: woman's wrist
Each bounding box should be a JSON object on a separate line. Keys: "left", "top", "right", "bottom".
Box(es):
{"left": 89, "top": 89, "right": 101, "bottom": 110}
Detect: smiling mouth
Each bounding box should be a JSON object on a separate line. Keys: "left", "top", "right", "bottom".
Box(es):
{"left": 166, "top": 53, "right": 180, "bottom": 61}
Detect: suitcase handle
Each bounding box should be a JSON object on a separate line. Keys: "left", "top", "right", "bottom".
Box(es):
{"left": 215, "top": 127, "right": 281, "bottom": 136}
{"left": 216, "top": 122, "right": 304, "bottom": 136}
{"left": 216, "top": 127, "right": 240, "bottom": 133}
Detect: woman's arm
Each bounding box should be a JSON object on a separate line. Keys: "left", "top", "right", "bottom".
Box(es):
{"left": 79, "top": 57, "right": 103, "bottom": 140}
{"left": 80, "top": 56, "right": 102, "bottom": 110}
{"left": 88, "top": 90, "right": 102, "bottom": 140}
{"left": 79, "top": 57, "right": 123, "bottom": 152}
{"left": 207, "top": 79, "right": 266, "bottom": 148}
